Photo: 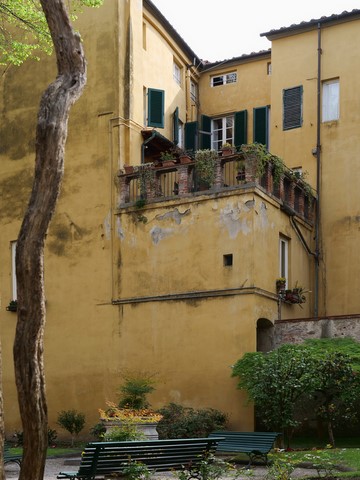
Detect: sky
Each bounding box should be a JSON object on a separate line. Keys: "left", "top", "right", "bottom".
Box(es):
{"left": 150, "top": 0, "right": 359, "bottom": 62}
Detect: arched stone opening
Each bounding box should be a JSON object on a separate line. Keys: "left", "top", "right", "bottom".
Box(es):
{"left": 257, "top": 318, "right": 274, "bottom": 352}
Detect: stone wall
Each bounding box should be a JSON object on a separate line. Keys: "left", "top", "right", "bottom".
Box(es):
{"left": 274, "top": 315, "right": 360, "bottom": 348}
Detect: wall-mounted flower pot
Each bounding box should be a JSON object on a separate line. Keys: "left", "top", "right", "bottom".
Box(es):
{"left": 179, "top": 154, "right": 192, "bottom": 164}
{"left": 124, "top": 165, "right": 134, "bottom": 174}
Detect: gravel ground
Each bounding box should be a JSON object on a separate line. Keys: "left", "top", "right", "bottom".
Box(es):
{"left": 4, "top": 456, "right": 321, "bottom": 480}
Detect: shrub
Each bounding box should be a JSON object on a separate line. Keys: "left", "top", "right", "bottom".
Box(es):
{"left": 156, "top": 403, "right": 227, "bottom": 439}
{"left": 90, "top": 422, "right": 106, "bottom": 441}
{"left": 102, "top": 423, "right": 145, "bottom": 442}
{"left": 13, "top": 428, "right": 57, "bottom": 447}
{"left": 121, "top": 459, "right": 151, "bottom": 480}
{"left": 57, "top": 409, "right": 86, "bottom": 446}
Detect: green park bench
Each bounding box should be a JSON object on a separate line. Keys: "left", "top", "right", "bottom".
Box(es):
{"left": 4, "top": 441, "right": 22, "bottom": 467}
{"left": 208, "top": 431, "right": 282, "bottom": 465}
{"left": 57, "top": 436, "right": 225, "bottom": 480}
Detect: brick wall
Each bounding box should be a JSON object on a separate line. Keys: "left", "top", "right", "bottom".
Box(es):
{"left": 274, "top": 315, "right": 360, "bottom": 348}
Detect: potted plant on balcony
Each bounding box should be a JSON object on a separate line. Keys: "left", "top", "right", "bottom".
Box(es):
{"left": 160, "top": 150, "right": 176, "bottom": 167}
{"left": 99, "top": 371, "right": 162, "bottom": 440}
{"left": 194, "top": 149, "right": 218, "bottom": 189}
{"left": 276, "top": 277, "right": 286, "bottom": 293}
{"left": 221, "top": 142, "right": 233, "bottom": 156}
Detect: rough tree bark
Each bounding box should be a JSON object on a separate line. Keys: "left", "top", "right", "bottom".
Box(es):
{"left": 13, "top": 1, "right": 87, "bottom": 478}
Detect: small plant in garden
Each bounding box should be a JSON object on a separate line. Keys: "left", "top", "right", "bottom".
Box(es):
{"left": 57, "top": 409, "right": 86, "bottom": 446}
{"left": 121, "top": 458, "right": 151, "bottom": 480}
{"left": 90, "top": 422, "right": 106, "bottom": 440}
{"left": 102, "top": 423, "right": 146, "bottom": 442}
{"left": 303, "top": 452, "right": 338, "bottom": 478}
{"left": 14, "top": 428, "right": 57, "bottom": 447}
{"left": 265, "top": 455, "right": 296, "bottom": 480}
{"left": 174, "top": 453, "right": 238, "bottom": 480}
{"left": 118, "top": 370, "right": 157, "bottom": 410}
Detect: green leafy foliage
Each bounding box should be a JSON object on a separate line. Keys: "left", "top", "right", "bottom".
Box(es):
{"left": 121, "top": 459, "right": 151, "bottom": 480}
{"left": 232, "top": 341, "right": 360, "bottom": 447}
{"left": 13, "top": 428, "right": 57, "bottom": 447}
{"left": 102, "top": 423, "right": 145, "bottom": 442}
{"left": 0, "top": 0, "right": 102, "bottom": 66}
{"left": 156, "top": 403, "right": 227, "bottom": 439}
{"left": 232, "top": 344, "right": 315, "bottom": 442}
{"left": 194, "top": 149, "right": 218, "bottom": 186}
{"left": 173, "top": 453, "right": 238, "bottom": 480}
{"left": 118, "top": 371, "right": 157, "bottom": 410}
{"left": 57, "top": 409, "right": 85, "bottom": 446}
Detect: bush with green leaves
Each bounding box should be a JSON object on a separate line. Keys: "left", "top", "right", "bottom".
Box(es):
{"left": 156, "top": 403, "right": 227, "bottom": 439}
{"left": 14, "top": 428, "right": 57, "bottom": 447}
{"left": 121, "top": 459, "right": 151, "bottom": 480}
{"left": 118, "top": 371, "right": 157, "bottom": 410}
{"left": 102, "top": 423, "right": 145, "bottom": 442}
{"left": 265, "top": 455, "right": 296, "bottom": 480}
{"left": 90, "top": 422, "right": 106, "bottom": 440}
{"left": 57, "top": 409, "right": 86, "bottom": 446}
{"left": 174, "top": 453, "right": 239, "bottom": 480}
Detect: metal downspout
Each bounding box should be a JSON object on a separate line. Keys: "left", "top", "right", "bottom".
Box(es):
{"left": 314, "top": 23, "right": 322, "bottom": 317}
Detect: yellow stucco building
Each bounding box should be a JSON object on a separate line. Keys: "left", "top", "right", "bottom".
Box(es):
{"left": 0, "top": 1, "right": 359, "bottom": 435}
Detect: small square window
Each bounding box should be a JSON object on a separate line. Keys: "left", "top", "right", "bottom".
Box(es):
{"left": 223, "top": 254, "right": 233, "bottom": 267}
{"left": 173, "top": 62, "right": 181, "bottom": 86}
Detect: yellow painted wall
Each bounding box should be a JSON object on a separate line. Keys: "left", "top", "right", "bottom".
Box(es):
{"left": 1, "top": 0, "right": 356, "bottom": 438}
{"left": 268, "top": 16, "right": 360, "bottom": 315}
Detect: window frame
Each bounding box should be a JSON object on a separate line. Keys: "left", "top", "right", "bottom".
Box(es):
{"left": 322, "top": 78, "right": 339, "bottom": 122}
{"left": 211, "top": 115, "right": 234, "bottom": 151}
{"left": 283, "top": 85, "right": 303, "bottom": 131}
{"left": 173, "top": 61, "right": 182, "bottom": 86}
{"left": 279, "top": 236, "right": 289, "bottom": 286}
{"left": 210, "top": 71, "right": 237, "bottom": 87}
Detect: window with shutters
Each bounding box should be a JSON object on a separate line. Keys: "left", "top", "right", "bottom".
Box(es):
{"left": 147, "top": 88, "right": 164, "bottom": 128}
{"left": 211, "top": 72, "right": 237, "bottom": 87}
{"left": 211, "top": 116, "right": 234, "bottom": 151}
{"left": 283, "top": 86, "right": 302, "bottom": 130}
{"left": 279, "top": 236, "right": 289, "bottom": 285}
{"left": 322, "top": 79, "right": 339, "bottom": 122}
{"left": 253, "top": 106, "right": 269, "bottom": 147}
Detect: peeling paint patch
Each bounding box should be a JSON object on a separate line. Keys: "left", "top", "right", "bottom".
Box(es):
{"left": 258, "top": 202, "right": 269, "bottom": 228}
{"left": 116, "top": 217, "right": 125, "bottom": 240}
{"left": 155, "top": 208, "right": 191, "bottom": 225}
{"left": 103, "top": 212, "right": 111, "bottom": 239}
{"left": 150, "top": 226, "right": 173, "bottom": 244}
{"left": 220, "top": 203, "right": 251, "bottom": 238}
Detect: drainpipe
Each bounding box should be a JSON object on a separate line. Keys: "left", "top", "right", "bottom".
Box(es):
{"left": 314, "top": 22, "right": 322, "bottom": 317}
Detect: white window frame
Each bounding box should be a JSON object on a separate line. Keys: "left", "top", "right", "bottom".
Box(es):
{"left": 190, "top": 81, "right": 197, "bottom": 102}
{"left": 173, "top": 62, "right": 181, "bottom": 86}
{"left": 211, "top": 115, "right": 234, "bottom": 151}
{"left": 279, "top": 236, "right": 289, "bottom": 286}
{"left": 322, "top": 79, "right": 339, "bottom": 122}
{"left": 11, "top": 241, "right": 17, "bottom": 301}
{"left": 211, "top": 71, "right": 237, "bottom": 87}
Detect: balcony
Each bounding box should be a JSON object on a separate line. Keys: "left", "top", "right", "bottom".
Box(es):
{"left": 118, "top": 147, "right": 315, "bottom": 223}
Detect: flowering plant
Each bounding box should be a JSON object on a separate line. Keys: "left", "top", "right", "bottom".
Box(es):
{"left": 99, "top": 401, "right": 162, "bottom": 423}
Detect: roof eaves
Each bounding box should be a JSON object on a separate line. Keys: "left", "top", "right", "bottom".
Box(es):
{"left": 143, "top": 0, "right": 202, "bottom": 66}
{"left": 201, "top": 49, "right": 271, "bottom": 72}
{"left": 261, "top": 9, "right": 360, "bottom": 40}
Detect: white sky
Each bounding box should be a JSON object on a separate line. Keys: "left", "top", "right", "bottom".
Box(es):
{"left": 150, "top": 0, "right": 359, "bottom": 62}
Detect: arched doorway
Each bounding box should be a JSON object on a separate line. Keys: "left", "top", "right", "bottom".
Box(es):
{"left": 256, "top": 318, "right": 274, "bottom": 352}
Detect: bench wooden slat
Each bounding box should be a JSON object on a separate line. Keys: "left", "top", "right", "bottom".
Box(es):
{"left": 57, "top": 437, "right": 225, "bottom": 480}
{"left": 3, "top": 442, "right": 22, "bottom": 467}
{"left": 208, "top": 431, "right": 281, "bottom": 465}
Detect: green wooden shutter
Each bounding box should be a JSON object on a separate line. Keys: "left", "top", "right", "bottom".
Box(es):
{"left": 184, "top": 121, "right": 198, "bottom": 152}
{"left": 200, "top": 114, "right": 211, "bottom": 149}
{"left": 283, "top": 86, "right": 302, "bottom": 130}
{"left": 148, "top": 88, "right": 164, "bottom": 128}
{"left": 234, "top": 110, "right": 248, "bottom": 148}
{"left": 253, "top": 106, "right": 268, "bottom": 146}
{"left": 173, "top": 107, "right": 179, "bottom": 145}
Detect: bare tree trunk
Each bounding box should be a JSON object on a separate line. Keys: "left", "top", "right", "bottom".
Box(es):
{"left": 0, "top": 343, "right": 5, "bottom": 480}
{"left": 13, "top": 1, "right": 87, "bottom": 478}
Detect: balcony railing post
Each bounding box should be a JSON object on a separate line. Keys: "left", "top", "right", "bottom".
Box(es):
{"left": 177, "top": 164, "right": 191, "bottom": 195}
{"left": 214, "top": 158, "right": 223, "bottom": 190}
{"left": 119, "top": 174, "right": 130, "bottom": 204}
{"left": 244, "top": 155, "right": 258, "bottom": 183}
{"left": 264, "top": 163, "right": 273, "bottom": 194}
